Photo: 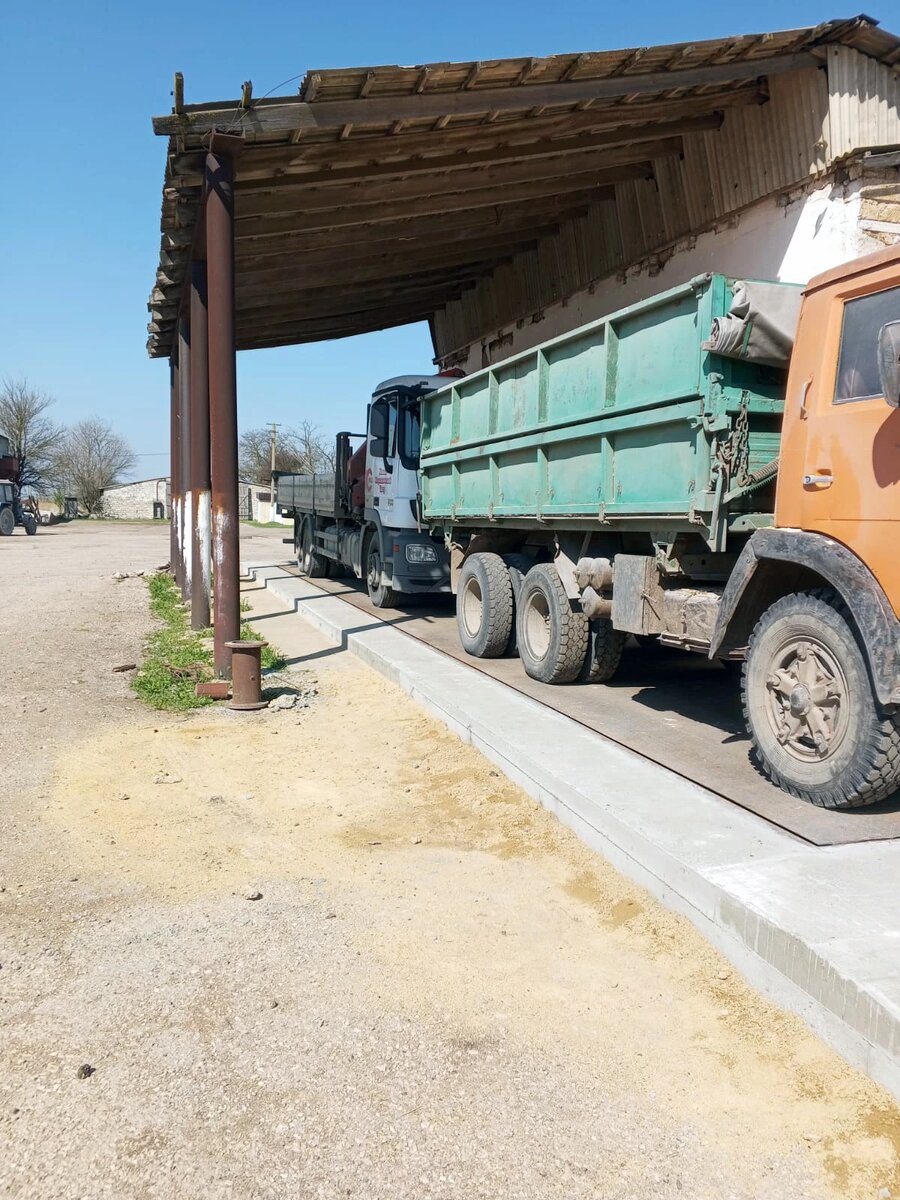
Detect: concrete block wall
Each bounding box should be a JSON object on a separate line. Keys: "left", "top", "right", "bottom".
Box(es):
{"left": 101, "top": 478, "right": 169, "bottom": 520}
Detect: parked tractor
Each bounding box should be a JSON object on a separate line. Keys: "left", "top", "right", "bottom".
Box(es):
{"left": 0, "top": 435, "right": 37, "bottom": 536}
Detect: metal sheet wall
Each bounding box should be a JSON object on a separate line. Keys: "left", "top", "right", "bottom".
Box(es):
{"left": 827, "top": 45, "right": 900, "bottom": 160}
{"left": 435, "top": 67, "right": 837, "bottom": 360}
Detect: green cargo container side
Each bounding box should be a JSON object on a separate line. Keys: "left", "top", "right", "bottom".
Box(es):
{"left": 420, "top": 273, "right": 795, "bottom": 548}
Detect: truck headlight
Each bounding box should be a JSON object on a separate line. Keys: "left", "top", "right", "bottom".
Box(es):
{"left": 405, "top": 543, "right": 437, "bottom": 563}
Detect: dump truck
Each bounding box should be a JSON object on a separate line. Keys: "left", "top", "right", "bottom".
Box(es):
{"left": 419, "top": 247, "right": 900, "bottom": 810}
{"left": 275, "top": 374, "right": 453, "bottom": 606}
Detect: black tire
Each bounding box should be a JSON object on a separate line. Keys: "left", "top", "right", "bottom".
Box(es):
{"left": 299, "top": 519, "right": 328, "bottom": 579}
{"left": 23, "top": 514, "right": 37, "bottom": 536}
{"left": 365, "top": 532, "right": 398, "bottom": 609}
{"left": 516, "top": 563, "right": 589, "bottom": 684}
{"left": 743, "top": 588, "right": 900, "bottom": 809}
{"left": 0, "top": 507, "right": 13, "bottom": 536}
{"left": 456, "top": 552, "right": 514, "bottom": 659}
{"left": 502, "top": 553, "right": 533, "bottom": 656}
{"left": 579, "top": 619, "right": 627, "bottom": 683}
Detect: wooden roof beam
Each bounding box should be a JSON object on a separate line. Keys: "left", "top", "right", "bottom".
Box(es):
{"left": 236, "top": 292, "right": 464, "bottom": 336}
{"left": 235, "top": 229, "right": 551, "bottom": 282}
{"left": 234, "top": 138, "right": 676, "bottom": 213}
{"left": 239, "top": 310, "right": 431, "bottom": 350}
{"left": 152, "top": 51, "right": 812, "bottom": 135}
{"left": 236, "top": 255, "right": 515, "bottom": 301}
{"left": 233, "top": 204, "right": 584, "bottom": 258}
{"left": 167, "top": 90, "right": 758, "bottom": 183}
{"left": 227, "top": 123, "right": 704, "bottom": 192}
{"left": 232, "top": 174, "right": 628, "bottom": 234}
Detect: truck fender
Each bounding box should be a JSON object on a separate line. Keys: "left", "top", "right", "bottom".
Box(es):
{"left": 709, "top": 527, "right": 900, "bottom": 706}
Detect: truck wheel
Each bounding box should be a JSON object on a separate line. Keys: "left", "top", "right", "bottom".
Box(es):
{"left": 517, "top": 563, "right": 589, "bottom": 684}
{"left": 579, "top": 619, "right": 627, "bottom": 683}
{"left": 502, "top": 553, "right": 533, "bottom": 656}
{"left": 0, "top": 507, "right": 13, "bottom": 536}
{"left": 365, "top": 533, "right": 398, "bottom": 609}
{"left": 299, "top": 520, "right": 327, "bottom": 579}
{"left": 457, "top": 552, "right": 514, "bottom": 659}
{"left": 744, "top": 588, "right": 900, "bottom": 809}
{"left": 23, "top": 513, "right": 37, "bottom": 536}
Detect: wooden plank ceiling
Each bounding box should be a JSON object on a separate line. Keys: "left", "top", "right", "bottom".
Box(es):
{"left": 147, "top": 15, "right": 900, "bottom": 358}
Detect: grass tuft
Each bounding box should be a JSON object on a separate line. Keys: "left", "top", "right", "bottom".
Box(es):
{"left": 133, "top": 573, "right": 284, "bottom": 710}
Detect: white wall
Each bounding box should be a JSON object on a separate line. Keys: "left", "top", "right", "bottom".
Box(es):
{"left": 457, "top": 173, "right": 897, "bottom": 373}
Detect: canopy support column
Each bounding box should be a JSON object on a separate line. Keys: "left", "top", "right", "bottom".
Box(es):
{"left": 206, "top": 147, "right": 240, "bottom": 677}
{"left": 169, "top": 354, "right": 180, "bottom": 583}
{"left": 189, "top": 259, "right": 211, "bottom": 631}
{"left": 170, "top": 348, "right": 183, "bottom": 589}
{"left": 178, "top": 314, "right": 192, "bottom": 602}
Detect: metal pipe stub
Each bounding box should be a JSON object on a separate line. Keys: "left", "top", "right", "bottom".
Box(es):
{"left": 225, "top": 640, "right": 267, "bottom": 710}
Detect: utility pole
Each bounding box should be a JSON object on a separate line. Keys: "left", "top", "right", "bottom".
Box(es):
{"left": 269, "top": 422, "right": 280, "bottom": 523}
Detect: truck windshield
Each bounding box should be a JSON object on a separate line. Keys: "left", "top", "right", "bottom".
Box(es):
{"left": 835, "top": 284, "right": 900, "bottom": 403}
{"left": 399, "top": 400, "right": 421, "bottom": 469}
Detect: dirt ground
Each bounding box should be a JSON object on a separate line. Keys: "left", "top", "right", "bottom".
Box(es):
{"left": 1, "top": 521, "right": 899, "bottom": 1200}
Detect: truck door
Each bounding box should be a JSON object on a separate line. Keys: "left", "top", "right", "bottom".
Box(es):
{"left": 365, "top": 395, "right": 397, "bottom": 514}
{"left": 792, "top": 281, "right": 900, "bottom": 607}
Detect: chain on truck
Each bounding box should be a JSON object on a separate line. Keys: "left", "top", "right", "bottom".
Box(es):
{"left": 413, "top": 245, "right": 900, "bottom": 812}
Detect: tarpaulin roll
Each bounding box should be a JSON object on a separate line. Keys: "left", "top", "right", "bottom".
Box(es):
{"left": 702, "top": 280, "right": 803, "bottom": 369}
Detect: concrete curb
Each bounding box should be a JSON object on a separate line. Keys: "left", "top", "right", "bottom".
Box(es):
{"left": 247, "top": 562, "right": 900, "bottom": 1100}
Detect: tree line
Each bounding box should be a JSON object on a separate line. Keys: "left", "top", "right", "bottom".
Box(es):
{"left": 2, "top": 376, "right": 337, "bottom": 517}
{"left": 0, "top": 378, "right": 135, "bottom": 514}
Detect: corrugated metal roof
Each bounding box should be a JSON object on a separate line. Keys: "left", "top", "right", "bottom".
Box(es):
{"left": 147, "top": 15, "right": 900, "bottom": 360}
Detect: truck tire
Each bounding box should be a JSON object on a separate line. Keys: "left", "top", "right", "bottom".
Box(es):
{"left": 0, "top": 507, "right": 13, "bottom": 536}
{"left": 299, "top": 519, "right": 328, "bottom": 579}
{"left": 23, "top": 513, "right": 37, "bottom": 536}
{"left": 516, "top": 563, "right": 589, "bottom": 684}
{"left": 364, "top": 532, "right": 398, "bottom": 609}
{"left": 743, "top": 588, "right": 900, "bottom": 809}
{"left": 457, "top": 552, "right": 514, "bottom": 659}
{"left": 502, "top": 552, "right": 533, "bottom": 656}
{"left": 579, "top": 619, "right": 627, "bottom": 683}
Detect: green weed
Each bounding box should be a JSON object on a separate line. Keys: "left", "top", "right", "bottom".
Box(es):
{"left": 133, "top": 573, "right": 285, "bottom": 710}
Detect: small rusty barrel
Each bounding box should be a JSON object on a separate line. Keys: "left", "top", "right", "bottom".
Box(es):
{"left": 225, "top": 639, "right": 267, "bottom": 710}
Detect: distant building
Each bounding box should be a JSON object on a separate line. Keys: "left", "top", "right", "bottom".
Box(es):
{"left": 101, "top": 477, "right": 170, "bottom": 520}
{"left": 99, "top": 476, "right": 289, "bottom": 523}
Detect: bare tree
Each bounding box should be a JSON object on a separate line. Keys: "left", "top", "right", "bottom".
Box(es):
{"left": 0, "top": 378, "right": 64, "bottom": 492}
{"left": 50, "top": 418, "right": 136, "bottom": 515}
{"left": 239, "top": 422, "right": 334, "bottom": 483}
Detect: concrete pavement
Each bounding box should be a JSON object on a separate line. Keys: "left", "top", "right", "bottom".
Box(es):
{"left": 246, "top": 561, "right": 900, "bottom": 1103}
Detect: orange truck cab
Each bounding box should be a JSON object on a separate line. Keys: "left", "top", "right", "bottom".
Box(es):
{"left": 710, "top": 243, "right": 900, "bottom": 809}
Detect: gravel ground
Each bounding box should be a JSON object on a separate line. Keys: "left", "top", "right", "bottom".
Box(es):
{"left": 1, "top": 521, "right": 898, "bottom": 1200}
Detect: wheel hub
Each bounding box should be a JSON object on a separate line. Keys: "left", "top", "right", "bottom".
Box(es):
{"left": 764, "top": 638, "right": 846, "bottom": 761}
{"left": 789, "top": 684, "right": 812, "bottom": 717}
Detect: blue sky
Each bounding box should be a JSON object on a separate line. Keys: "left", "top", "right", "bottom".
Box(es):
{"left": 2, "top": 0, "right": 843, "bottom": 476}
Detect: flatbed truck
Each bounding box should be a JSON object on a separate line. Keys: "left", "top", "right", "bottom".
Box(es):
{"left": 419, "top": 247, "right": 900, "bottom": 811}
{"left": 275, "top": 374, "right": 452, "bottom": 606}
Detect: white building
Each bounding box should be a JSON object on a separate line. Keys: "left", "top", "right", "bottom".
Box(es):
{"left": 101, "top": 477, "right": 170, "bottom": 520}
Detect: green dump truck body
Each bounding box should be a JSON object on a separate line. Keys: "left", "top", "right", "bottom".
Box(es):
{"left": 421, "top": 274, "right": 796, "bottom": 549}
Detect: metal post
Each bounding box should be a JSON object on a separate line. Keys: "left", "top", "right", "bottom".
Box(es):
{"left": 171, "top": 349, "right": 183, "bottom": 588}
{"left": 169, "top": 355, "right": 179, "bottom": 578}
{"left": 206, "top": 149, "right": 241, "bottom": 677}
{"left": 178, "top": 314, "right": 192, "bottom": 602}
{"left": 190, "top": 260, "right": 211, "bottom": 630}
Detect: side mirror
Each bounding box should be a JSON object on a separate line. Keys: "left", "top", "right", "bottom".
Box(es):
{"left": 878, "top": 321, "right": 900, "bottom": 408}
{"left": 369, "top": 400, "right": 388, "bottom": 458}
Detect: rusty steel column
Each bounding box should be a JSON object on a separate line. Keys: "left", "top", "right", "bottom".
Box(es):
{"left": 178, "top": 314, "right": 192, "bottom": 603}
{"left": 171, "top": 349, "right": 183, "bottom": 589}
{"left": 189, "top": 260, "right": 211, "bottom": 630}
{"left": 169, "top": 355, "right": 179, "bottom": 579}
{"left": 206, "top": 149, "right": 241, "bottom": 677}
